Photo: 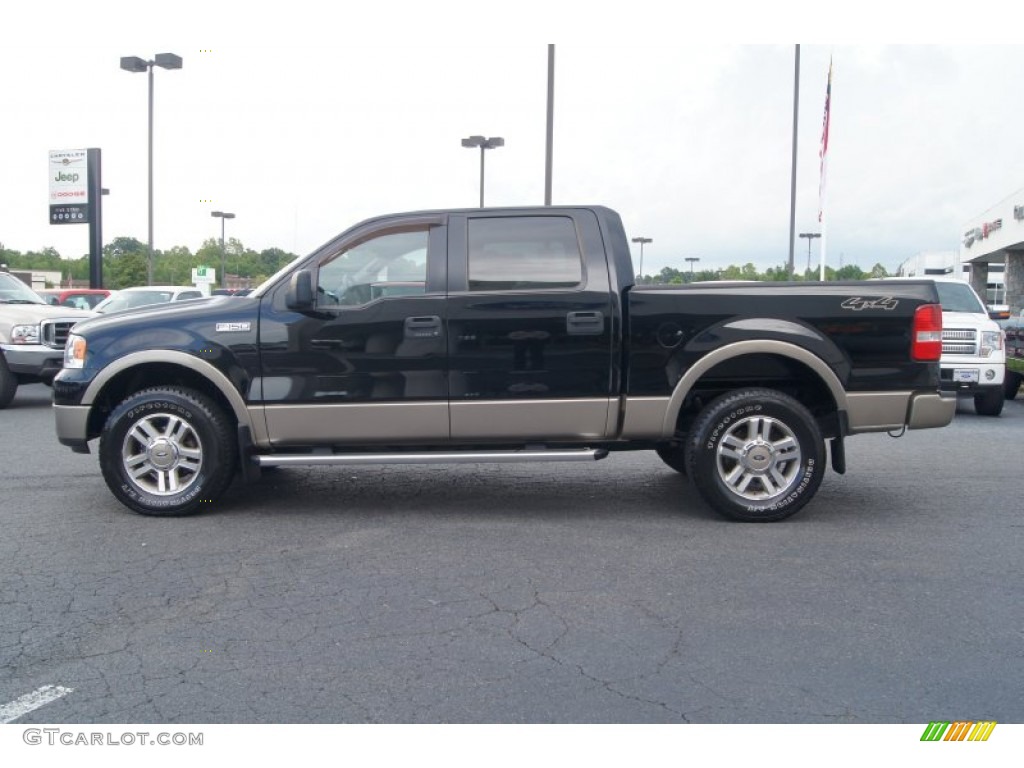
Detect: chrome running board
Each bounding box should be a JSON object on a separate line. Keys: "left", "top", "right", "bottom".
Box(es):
{"left": 255, "top": 448, "right": 608, "bottom": 467}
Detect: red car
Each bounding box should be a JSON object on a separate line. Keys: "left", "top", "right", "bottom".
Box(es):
{"left": 36, "top": 288, "right": 111, "bottom": 310}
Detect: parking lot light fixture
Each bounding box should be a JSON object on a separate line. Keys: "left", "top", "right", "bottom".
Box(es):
{"left": 799, "top": 232, "right": 821, "bottom": 277}
{"left": 120, "top": 52, "right": 184, "bottom": 285}
{"left": 631, "top": 237, "right": 652, "bottom": 280}
{"left": 461, "top": 135, "right": 504, "bottom": 207}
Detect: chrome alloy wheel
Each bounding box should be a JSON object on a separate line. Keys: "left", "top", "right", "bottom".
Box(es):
{"left": 715, "top": 415, "right": 801, "bottom": 501}
{"left": 121, "top": 412, "right": 203, "bottom": 495}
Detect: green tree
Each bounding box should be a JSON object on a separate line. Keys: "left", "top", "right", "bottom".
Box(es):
{"left": 102, "top": 237, "right": 148, "bottom": 288}
{"left": 834, "top": 264, "right": 867, "bottom": 281}
{"left": 106, "top": 250, "right": 147, "bottom": 288}
{"left": 103, "top": 237, "right": 145, "bottom": 259}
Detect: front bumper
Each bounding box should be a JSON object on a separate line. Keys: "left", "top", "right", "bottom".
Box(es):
{"left": 939, "top": 362, "right": 1005, "bottom": 392}
{"left": 1, "top": 343, "right": 66, "bottom": 382}
{"left": 54, "top": 404, "right": 91, "bottom": 453}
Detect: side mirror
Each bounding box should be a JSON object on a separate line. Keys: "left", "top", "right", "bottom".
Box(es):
{"left": 286, "top": 270, "right": 315, "bottom": 311}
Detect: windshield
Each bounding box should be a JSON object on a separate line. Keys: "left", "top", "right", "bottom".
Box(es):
{"left": 0, "top": 273, "right": 46, "bottom": 305}
{"left": 935, "top": 282, "right": 985, "bottom": 314}
{"left": 95, "top": 290, "right": 175, "bottom": 313}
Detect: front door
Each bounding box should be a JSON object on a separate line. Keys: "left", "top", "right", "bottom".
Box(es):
{"left": 257, "top": 219, "right": 449, "bottom": 446}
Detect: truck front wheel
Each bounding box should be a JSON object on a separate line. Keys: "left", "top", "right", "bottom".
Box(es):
{"left": 1003, "top": 371, "right": 1021, "bottom": 400}
{"left": 685, "top": 388, "right": 825, "bottom": 522}
{"left": 99, "top": 387, "right": 237, "bottom": 516}
{"left": 655, "top": 444, "right": 687, "bottom": 475}
{"left": 974, "top": 386, "right": 1004, "bottom": 416}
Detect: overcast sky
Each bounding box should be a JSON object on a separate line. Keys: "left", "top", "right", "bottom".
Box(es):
{"left": 3, "top": 3, "right": 1023, "bottom": 278}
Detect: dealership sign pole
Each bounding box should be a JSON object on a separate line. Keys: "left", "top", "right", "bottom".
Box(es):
{"left": 49, "top": 148, "right": 103, "bottom": 288}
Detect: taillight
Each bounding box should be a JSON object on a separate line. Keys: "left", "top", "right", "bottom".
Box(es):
{"left": 912, "top": 303, "right": 943, "bottom": 361}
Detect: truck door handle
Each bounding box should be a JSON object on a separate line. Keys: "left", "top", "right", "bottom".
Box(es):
{"left": 404, "top": 315, "right": 442, "bottom": 339}
{"left": 566, "top": 311, "right": 604, "bottom": 335}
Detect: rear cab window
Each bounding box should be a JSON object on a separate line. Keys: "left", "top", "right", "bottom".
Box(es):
{"left": 466, "top": 216, "right": 583, "bottom": 292}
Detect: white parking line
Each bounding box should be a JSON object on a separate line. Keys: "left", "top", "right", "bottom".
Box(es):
{"left": 0, "top": 685, "right": 74, "bottom": 723}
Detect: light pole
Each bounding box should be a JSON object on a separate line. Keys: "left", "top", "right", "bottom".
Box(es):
{"left": 685, "top": 257, "right": 701, "bottom": 282}
{"left": 631, "top": 236, "right": 652, "bottom": 280}
{"left": 120, "top": 52, "right": 183, "bottom": 286}
{"left": 799, "top": 232, "right": 821, "bottom": 278}
{"left": 211, "top": 211, "right": 235, "bottom": 289}
{"left": 461, "top": 135, "right": 504, "bottom": 207}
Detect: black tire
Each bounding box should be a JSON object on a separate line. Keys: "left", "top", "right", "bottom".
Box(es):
{"left": 974, "top": 386, "right": 1004, "bottom": 416}
{"left": 685, "top": 388, "right": 825, "bottom": 522}
{"left": 0, "top": 353, "right": 17, "bottom": 409}
{"left": 99, "top": 387, "right": 237, "bottom": 516}
{"left": 655, "top": 443, "right": 687, "bottom": 475}
{"left": 1004, "top": 371, "right": 1022, "bottom": 401}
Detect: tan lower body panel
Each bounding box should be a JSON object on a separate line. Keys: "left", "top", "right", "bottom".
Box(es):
{"left": 449, "top": 398, "right": 614, "bottom": 441}
{"left": 263, "top": 402, "right": 449, "bottom": 445}
{"left": 845, "top": 391, "right": 914, "bottom": 433}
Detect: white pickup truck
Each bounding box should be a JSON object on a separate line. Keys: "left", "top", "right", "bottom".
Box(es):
{"left": 0, "top": 271, "right": 93, "bottom": 408}
{"left": 887, "top": 277, "right": 1006, "bottom": 416}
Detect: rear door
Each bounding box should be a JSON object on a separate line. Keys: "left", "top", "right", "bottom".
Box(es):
{"left": 445, "top": 209, "right": 616, "bottom": 441}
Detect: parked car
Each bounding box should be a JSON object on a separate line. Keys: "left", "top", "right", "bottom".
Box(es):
{"left": 93, "top": 286, "right": 206, "bottom": 314}
{"left": 1003, "top": 311, "right": 1024, "bottom": 399}
{"left": 36, "top": 288, "right": 111, "bottom": 310}
{"left": 882, "top": 277, "right": 1006, "bottom": 415}
{"left": 0, "top": 272, "right": 93, "bottom": 408}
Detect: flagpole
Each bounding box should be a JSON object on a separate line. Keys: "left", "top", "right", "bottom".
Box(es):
{"left": 818, "top": 57, "right": 833, "bottom": 282}
{"left": 820, "top": 216, "right": 827, "bottom": 281}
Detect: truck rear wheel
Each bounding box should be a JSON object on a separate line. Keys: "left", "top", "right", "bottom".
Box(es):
{"left": 685, "top": 388, "right": 825, "bottom": 522}
{"left": 974, "top": 386, "right": 1004, "bottom": 416}
{"left": 0, "top": 354, "right": 16, "bottom": 409}
{"left": 99, "top": 386, "right": 236, "bottom": 516}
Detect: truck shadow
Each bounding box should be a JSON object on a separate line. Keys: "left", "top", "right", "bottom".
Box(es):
{"left": 214, "top": 462, "right": 724, "bottom": 523}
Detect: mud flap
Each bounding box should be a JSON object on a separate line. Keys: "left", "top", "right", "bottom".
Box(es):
{"left": 830, "top": 436, "right": 846, "bottom": 475}
{"left": 237, "top": 425, "right": 262, "bottom": 483}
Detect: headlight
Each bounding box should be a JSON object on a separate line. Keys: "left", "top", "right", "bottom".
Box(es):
{"left": 980, "top": 330, "right": 1004, "bottom": 357}
{"left": 9, "top": 324, "right": 40, "bottom": 345}
{"left": 64, "top": 334, "right": 87, "bottom": 369}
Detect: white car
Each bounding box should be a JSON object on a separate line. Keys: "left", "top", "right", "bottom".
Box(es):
{"left": 93, "top": 286, "right": 206, "bottom": 314}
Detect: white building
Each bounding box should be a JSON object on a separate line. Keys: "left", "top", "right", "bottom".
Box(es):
{"left": 958, "top": 187, "right": 1024, "bottom": 314}
{"left": 896, "top": 250, "right": 1006, "bottom": 307}
{"left": 896, "top": 187, "right": 1024, "bottom": 314}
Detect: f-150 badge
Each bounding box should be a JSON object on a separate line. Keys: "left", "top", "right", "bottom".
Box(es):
{"left": 841, "top": 297, "right": 899, "bottom": 311}
{"left": 215, "top": 322, "right": 252, "bottom": 332}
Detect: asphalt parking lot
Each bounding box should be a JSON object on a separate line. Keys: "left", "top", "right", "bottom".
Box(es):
{"left": 1, "top": 383, "right": 1021, "bottom": 723}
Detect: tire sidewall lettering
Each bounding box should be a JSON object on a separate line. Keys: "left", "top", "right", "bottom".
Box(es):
{"left": 688, "top": 389, "right": 825, "bottom": 522}
{"left": 706, "top": 404, "right": 761, "bottom": 450}
{"left": 100, "top": 386, "right": 233, "bottom": 516}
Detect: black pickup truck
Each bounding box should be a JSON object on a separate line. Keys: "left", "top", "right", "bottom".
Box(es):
{"left": 53, "top": 206, "right": 955, "bottom": 521}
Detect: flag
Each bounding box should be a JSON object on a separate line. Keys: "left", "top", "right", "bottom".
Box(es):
{"left": 818, "top": 58, "right": 832, "bottom": 223}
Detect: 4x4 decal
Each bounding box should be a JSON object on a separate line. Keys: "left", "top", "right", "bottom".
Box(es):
{"left": 841, "top": 296, "right": 900, "bottom": 311}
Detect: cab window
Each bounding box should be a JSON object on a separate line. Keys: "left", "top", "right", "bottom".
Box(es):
{"left": 316, "top": 229, "right": 429, "bottom": 308}
{"left": 467, "top": 216, "right": 582, "bottom": 292}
